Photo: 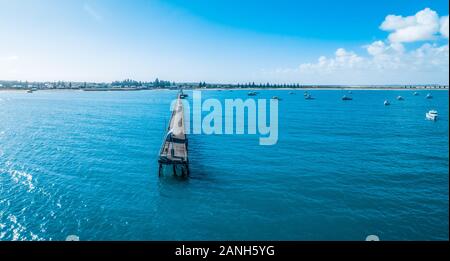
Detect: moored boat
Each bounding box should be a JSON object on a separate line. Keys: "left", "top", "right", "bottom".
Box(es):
{"left": 342, "top": 95, "right": 352, "bottom": 100}
{"left": 304, "top": 94, "right": 314, "bottom": 100}
{"left": 426, "top": 110, "right": 438, "bottom": 121}
{"left": 179, "top": 90, "right": 188, "bottom": 99}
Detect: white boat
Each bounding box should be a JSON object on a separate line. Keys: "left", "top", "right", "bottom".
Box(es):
{"left": 384, "top": 100, "right": 390, "bottom": 106}
{"left": 179, "top": 89, "right": 188, "bottom": 99}
{"left": 271, "top": 96, "right": 281, "bottom": 100}
{"left": 248, "top": 91, "right": 257, "bottom": 96}
{"left": 426, "top": 93, "right": 433, "bottom": 99}
{"left": 426, "top": 110, "right": 438, "bottom": 121}
{"left": 413, "top": 92, "right": 419, "bottom": 96}
{"left": 342, "top": 95, "right": 352, "bottom": 100}
{"left": 396, "top": 96, "right": 404, "bottom": 100}
{"left": 304, "top": 94, "right": 314, "bottom": 100}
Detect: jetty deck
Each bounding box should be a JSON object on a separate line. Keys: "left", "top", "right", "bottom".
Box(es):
{"left": 158, "top": 94, "right": 189, "bottom": 176}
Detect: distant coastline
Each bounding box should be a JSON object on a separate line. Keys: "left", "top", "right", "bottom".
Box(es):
{"left": 0, "top": 86, "right": 448, "bottom": 92}
{"left": 0, "top": 78, "right": 448, "bottom": 92}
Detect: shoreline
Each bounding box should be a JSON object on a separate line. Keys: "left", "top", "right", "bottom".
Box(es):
{"left": 0, "top": 87, "right": 449, "bottom": 92}
{"left": 194, "top": 87, "right": 450, "bottom": 91}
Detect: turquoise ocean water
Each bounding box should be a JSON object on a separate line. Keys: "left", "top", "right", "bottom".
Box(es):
{"left": 0, "top": 89, "right": 448, "bottom": 240}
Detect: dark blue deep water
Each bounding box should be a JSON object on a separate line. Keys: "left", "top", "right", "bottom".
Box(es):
{"left": 0, "top": 89, "right": 448, "bottom": 240}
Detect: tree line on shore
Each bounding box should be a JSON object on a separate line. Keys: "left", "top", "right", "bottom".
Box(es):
{"left": 111, "top": 78, "right": 173, "bottom": 88}
{"left": 1, "top": 79, "right": 448, "bottom": 90}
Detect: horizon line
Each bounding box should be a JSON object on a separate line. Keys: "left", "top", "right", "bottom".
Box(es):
{"left": 0, "top": 79, "right": 448, "bottom": 87}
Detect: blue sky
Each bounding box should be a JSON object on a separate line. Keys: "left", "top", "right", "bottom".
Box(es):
{"left": 0, "top": 0, "right": 448, "bottom": 84}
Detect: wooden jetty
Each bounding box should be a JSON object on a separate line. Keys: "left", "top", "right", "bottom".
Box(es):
{"left": 158, "top": 93, "right": 189, "bottom": 176}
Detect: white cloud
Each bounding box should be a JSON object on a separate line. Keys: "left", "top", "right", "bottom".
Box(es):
{"left": 263, "top": 8, "right": 449, "bottom": 85}
{"left": 364, "top": 41, "right": 406, "bottom": 70}
{"left": 380, "top": 8, "right": 442, "bottom": 43}
{"left": 410, "top": 43, "right": 449, "bottom": 68}
{"left": 366, "top": 40, "right": 387, "bottom": 56}
{"left": 440, "top": 16, "right": 449, "bottom": 38}
{"left": 366, "top": 41, "right": 404, "bottom": 56}
{"left": 265, "top": 42, "right": 448, "bottom": 85}
{"left": 298, "top": 48, "right": 365, "bottom": 74}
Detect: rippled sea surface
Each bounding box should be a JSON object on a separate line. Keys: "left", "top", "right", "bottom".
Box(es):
{"left": 0, "top": 89, "right": 448, "bottom": 240}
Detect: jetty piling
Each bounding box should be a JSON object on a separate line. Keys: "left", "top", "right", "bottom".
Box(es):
{"left": 158, "top": 92, "right": 189, "bottom": 177}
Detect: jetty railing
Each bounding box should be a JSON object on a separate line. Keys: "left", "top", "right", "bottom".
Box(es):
{"left": 158, "top": 93, "right": 189, "bottom": 176}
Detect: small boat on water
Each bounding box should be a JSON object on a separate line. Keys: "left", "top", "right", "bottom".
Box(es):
{"left": 289, "top": 91, "right": 294, "bottom": 95}
{"left": 271, "top": 96, "right": 282, "bottom": 100}
{"left": 342, "top": 95, "right": 352, "bottom": 100}
{"left": 426, "top": 110, "right": 438, "bottom": 121}
{"left": 304, "top": 94, "right": 314, "bottom": 100}
{"left": 384, "top": 100, "right": 390, "bottom": 106}
{"left": 426, "top": 93, "right": 433, "bottom": 99}
{"left": 248, "top": 91, "right": 257, "bottom": 96}
{"left": 303, "top": 91, "right": 309, "bottom": 96}
{"left": 179, "top": 90, "right": 188, "bottom": 99}
{"left": 413, "top": 92, "right": 419, "bottom": 96}
{"left": 27, "top": 89, "right": 33, "bottom": 93}
{"left": 396, "top": 96, "right": 404, "bottom": 100}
